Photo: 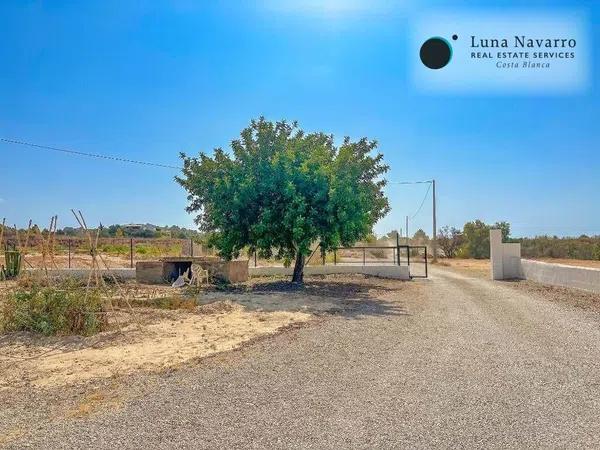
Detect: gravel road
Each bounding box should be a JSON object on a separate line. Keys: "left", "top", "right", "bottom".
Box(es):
{"left": 5, "top": 267, "right": 600, "bottom": 449}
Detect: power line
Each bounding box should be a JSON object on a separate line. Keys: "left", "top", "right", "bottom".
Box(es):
{"left": 410, "top": 182, "right": 432, "bottom": 219}
{"left": 0, "top": 138, "right": 182, "bottom": 170}
{"left": 388, "top": 180, "right": 432, "bottom": 185}
{"left": 3, "top": 138, "right": 435, "bottom": 180}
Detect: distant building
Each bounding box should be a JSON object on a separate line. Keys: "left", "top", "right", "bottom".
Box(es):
{"left": 122, "top": 223, "right": 157, "bottom": 233}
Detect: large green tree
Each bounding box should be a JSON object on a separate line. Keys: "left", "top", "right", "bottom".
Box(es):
{"left": 176, "top": 118, "right": 390, "bottom": 282}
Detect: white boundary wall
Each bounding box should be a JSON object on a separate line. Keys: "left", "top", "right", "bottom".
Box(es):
{"left": 490, "top": 229, "right": 600, "bottom": 293}
{"left": 521, "top": 259, "right": 600, "bottom": 294}
{"left": 490, "top": 229, "right": 523, "bottom": 280}
{"left": 250, "top": 265, "right": 410, "bottom": 280}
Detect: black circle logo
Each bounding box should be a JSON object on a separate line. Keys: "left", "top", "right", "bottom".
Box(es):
{"left": 419, "top": 37, "right": 453, "bottom": 69}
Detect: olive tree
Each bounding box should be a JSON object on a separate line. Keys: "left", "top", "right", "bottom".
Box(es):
{"left": 176, "top": 118, "right": 389, "bottom": 283}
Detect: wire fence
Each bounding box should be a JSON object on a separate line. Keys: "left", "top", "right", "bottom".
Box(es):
{"left": 1, "top": 236, "right": 204, "bottom": 269}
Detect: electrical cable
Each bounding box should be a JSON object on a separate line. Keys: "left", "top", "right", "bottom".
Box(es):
{"left": 0, "top": 138, "right": 182, "bottom": 170}
{"left": 410, "top": 182, "right": 432, "bottom": 219}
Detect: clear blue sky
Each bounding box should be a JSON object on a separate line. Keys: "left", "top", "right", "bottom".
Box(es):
{"left": 1, "top": 0, "right": 598, "bottom": 237}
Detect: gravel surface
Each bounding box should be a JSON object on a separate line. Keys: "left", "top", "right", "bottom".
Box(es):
{"left": 4, "top": 268, "right": 600, "bottom": 449}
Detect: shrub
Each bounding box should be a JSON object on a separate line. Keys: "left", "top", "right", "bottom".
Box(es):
{"left": 134, "top": 243, "right": 182, "bottom": 257}
{"left": 0, "top": 278, "right": 107, "bottom": 336}
{"left": 98, "top": 243, "right": 129, "bottom": 255}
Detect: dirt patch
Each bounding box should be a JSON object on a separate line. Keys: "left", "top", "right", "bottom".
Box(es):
{"left": 0, "top": 275, "right": 403, "bottom": 392}
{"left": 66, "top": 386, "right": 124, "bottom": 418}
{"left": 502, "top": 278, "right": 600, "bottom": 313}
{"left": 434, "top": 259, "right": 490, "bottom": 278}
{"left": 0, "top": 303, "right": 309, "bottom": 390}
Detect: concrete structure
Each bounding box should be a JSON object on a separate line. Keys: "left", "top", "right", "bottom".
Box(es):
{"left": 489, "top": 229, "right": 600, "bottom": 293}
{"left": 136, "top": 261, "right": 164, "bottom": 284}
{"left": 521, "top": 259, "right": 600, "bottom": 294}
{"left": 136, "top": 257, "right": 248, "bottom": 284}
{"left": 201, "top": 259, "right": 248, "bottom": 283}
{"left": 250, "top": 265, "right": 410, "bottom": 280}
{"left": 490, "top": 229, "right": 523, "bottom": 280}
{"left": 181, "top": 240, "right": 203, "bottom": 257}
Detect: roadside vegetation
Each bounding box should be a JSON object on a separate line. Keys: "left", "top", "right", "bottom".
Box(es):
{"left": 389, "top": 220, "right": 600, "bottom": 262}
{"left": 0, "top": 276, "right": 107, "bottom": 335}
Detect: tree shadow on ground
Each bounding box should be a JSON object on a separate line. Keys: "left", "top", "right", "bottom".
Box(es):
{"left": 202, "top": 275, "right": 410, "bottom": 319}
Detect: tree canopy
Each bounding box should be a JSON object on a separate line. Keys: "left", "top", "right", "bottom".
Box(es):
{"left": 462, "top": 220, "right": 510, "bottom": 259}
{"left": 176, "top": 118, "right": 390, "bottom": 282}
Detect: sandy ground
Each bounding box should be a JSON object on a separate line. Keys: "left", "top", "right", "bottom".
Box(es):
{"left": 0, "top": 306, "right": 310, "bottom": 390}
{"left": 434, "top": 258, "right": 490, "bottom": 278}
{"left": 0, "top": 280, "right": 325, "bottom": 391}
{"left": 0, "top": 275, "right": 381, "bottom": 392}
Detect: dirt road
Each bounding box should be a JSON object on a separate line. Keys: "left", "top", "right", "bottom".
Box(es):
{"left": 5, "top": 268, "right": 600, "bottom": 449}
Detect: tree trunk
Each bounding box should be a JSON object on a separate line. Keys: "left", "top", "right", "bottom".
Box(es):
{"left": 292, "top": 253, "right": 305, "bottom": 283}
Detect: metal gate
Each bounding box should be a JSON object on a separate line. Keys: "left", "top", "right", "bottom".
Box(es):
{"left": 398, "top": 245, "right": 429, "bottom": 278}
{"left": 303, "top": 242, "right": 428, "bottom": 278}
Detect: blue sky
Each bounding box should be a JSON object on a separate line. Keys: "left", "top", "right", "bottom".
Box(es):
{"left": 1, "top": 0, "right": 598, "bottom": 237}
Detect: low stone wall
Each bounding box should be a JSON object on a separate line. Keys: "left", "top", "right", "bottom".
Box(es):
{"left": 26, "top": 268, "right": 136, "bottom": 280}
{"left": 521, "top": 259, "right": 600, "bottom": 294}
{"left": 250, "top": 265, "right": 410, "bottom": 280}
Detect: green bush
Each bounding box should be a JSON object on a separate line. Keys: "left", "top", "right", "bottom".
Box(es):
{"left": 98, "top": 243, "right": 130, "bottom": 255}
{"left": 0, "top": 278, "right": 107, "bottom": 336}
{"left": 134, "top": 243, "right": 182, "bottom": 257}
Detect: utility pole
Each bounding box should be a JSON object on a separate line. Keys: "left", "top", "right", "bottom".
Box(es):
{"left": 432, "top": 179, "right": 437, "bottom": 262}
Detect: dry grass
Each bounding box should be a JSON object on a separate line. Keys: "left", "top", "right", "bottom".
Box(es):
{"left": 66, "top": 387, "right": 123, "bottom": 418}
{"left": 434, "top": 258, "right": 490, "bottom": 278}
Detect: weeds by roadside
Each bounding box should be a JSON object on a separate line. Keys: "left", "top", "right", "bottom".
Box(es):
{"left": 0, "top": 276, "right": 107, "bottom": 335}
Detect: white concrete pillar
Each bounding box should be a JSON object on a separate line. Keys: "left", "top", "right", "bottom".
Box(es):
{"left": 490, "top": 229, "right": 504, "bottom": 280}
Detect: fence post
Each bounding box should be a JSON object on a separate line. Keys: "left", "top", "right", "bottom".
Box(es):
{"left": 130, "top": 238, "right": 134, "bottom": 268}
{"left": 363, "top": 247, "right": 366, "bottom": 266}
{"left": 425, "top": 246, "right": 428, "bottom": 278}
{"left": 68, "top": 239, "right": 71, "bottom": 268}
{"left": 190, "top": 238, "right": 194, "bottom": 257}
{"left": 396, "top": 232, "right": 400, "bottom": 266}
{"left": 334, "top": 249, "right": 337, "bottom": 266}
{"left": 254, "top": 250, "right": 257, "bottom": 267}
